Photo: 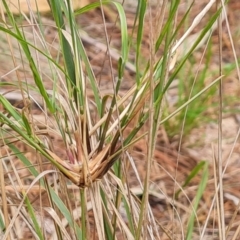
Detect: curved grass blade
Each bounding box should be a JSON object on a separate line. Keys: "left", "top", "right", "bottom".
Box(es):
{"left": 74, "top": 1, "right": 111, "bottom": 15}
{"left": 175, "top": 161, "right": 206, "bottom": 199}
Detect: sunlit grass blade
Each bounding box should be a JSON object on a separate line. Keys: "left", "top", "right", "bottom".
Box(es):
{"left": 74, "top": 0, "right": 110, "bottom": 15}
{"left": 112, "top": 2, "right": 129, "bottom": 65}
{"left": 160, "top": 76, "right": 222, "bottom": 125}
{"left": 48, "top": 0, "right": 76, "bottom": 88}
{"left": 163, "top": 7, "right": 222, "bottom": 93}
{"left": 0, "top": 95, "right": 23, "bottom": 124}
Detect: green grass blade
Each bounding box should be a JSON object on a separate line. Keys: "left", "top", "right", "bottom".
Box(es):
{"left": 152, "top": 1, "right": 181, "bottom": 139}
{"left": 66, "top": 2, "right": 102, "bottom": 114}
{"left": 112, "top": 2, "right": 129, "bottom": 74}
{"left": 163, "top": 7, "right": 222, "bottom": 94}
{"left": 0, "top": 25, "right": 67, "bottom": 78}
{"left": 50, "top": 189, "right": 82, "bottom": 238}
{"left": 21, "top": 111, "right": 32, "bottom": 136}
{"left": 8, "top": 144, "right": 39, "bottom": 177}
{"left": 48, "top": 0, "right": 76, "bottom": 88}
{"left": 160, "top": 76, "right": 222, "bottom": 125}
{"left": 135, "top": 0, "right": 147, "bottom": 85}
{"left": 9, "top": 143, "right": 82, "bottom": 237}
{"left": 175, "top": 161, "right": 206, "bottom": 199}
{"left": 0, "top": 95, "right": 23, "bottom": 124}
{"left": 2, "top": 0, "right": 54, "bottom": 113}
{"left": 155, "top": 0, "right": 180, "bottom": 52}
{"left": 8, "top": 145, "right": 82, "bottom": 238}
{"left": 0, "top": 110, "right": 74, "bottom": 179}
{"left": 74, "top": 1, "right": 111, "bottom": 15}
{"left": 100, "top": 189, "right": 114, "bottom": 239}
{"left": 122, "top": 196, "right": 136, "bottom": 236}
{"left": 0, "top": 215, "right": 5, "bottom": 233}
{"left": 170, "top": 2, "right": 194, "bottom": 43}
{"left": 24, "top": 197, "right": 44, "bottom": 240}
{"left": 76, "top": 1, "right": 129, "bottom": 116}
{"left": 186, "top": 161, "right": 208, "bottom": 240}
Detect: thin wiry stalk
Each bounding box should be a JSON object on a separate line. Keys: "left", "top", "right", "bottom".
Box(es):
{"left": 217, "top": 1, "right": 225, "bottom": 239}
{"left": 1, "top": 0, "right": 232, "bottom": 239}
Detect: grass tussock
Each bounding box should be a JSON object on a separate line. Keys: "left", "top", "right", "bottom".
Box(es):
{"left": 1, "top": 0, "right": 240, "bottom": 239}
